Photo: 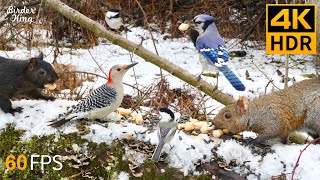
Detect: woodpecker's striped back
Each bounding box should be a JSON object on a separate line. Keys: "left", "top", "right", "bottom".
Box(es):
{"left": 73, "top": 84, "right": 117, "bottom": 113}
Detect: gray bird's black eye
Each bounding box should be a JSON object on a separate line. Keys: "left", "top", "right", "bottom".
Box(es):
{"left": 195, "top": 21, "right": 202, "bottom": 24}
{"left": 224, "top": 113, "right": 232, "bottom": 119}
{"left": 117, "top": 68, "right": 121, "bottom": 71}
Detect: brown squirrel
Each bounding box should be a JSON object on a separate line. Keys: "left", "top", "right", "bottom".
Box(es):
{"left": 213, "top": 78, "right": 320, "bottom": 144}
{"left": 0, "top": 52, "right": 59, "bottom": 114}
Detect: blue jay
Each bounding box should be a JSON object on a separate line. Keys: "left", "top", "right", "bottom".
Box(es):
{"left": 105, "top": 9, "right": 123, "bottom": 30}
{"left": 192, "top": 14, "right": 245, "bottom": 91}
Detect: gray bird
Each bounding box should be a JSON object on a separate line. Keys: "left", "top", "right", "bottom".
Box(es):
{"left": 105, "top": 9, "right": 123, "bottom": 30}
{"left": 151, "top": 107, "right": 178, "bottom": 162}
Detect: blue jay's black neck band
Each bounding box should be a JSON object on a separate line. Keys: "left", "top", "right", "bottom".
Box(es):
{"left": 188, "top": 28, "right": 199, "bottom": 47}
{"left": 159, "top": 107, "right": 175, "bottom": 120}
{"left": 203, "top": 20, "right": 214, "bottom": 31}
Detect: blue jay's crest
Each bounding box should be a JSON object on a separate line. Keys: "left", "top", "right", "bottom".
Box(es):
{"left": 193, "top": 14, "right": 214, "bottom": 22}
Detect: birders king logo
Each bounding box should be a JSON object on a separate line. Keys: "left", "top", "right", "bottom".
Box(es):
{"left": 6, "top": 5, "right": 36, "bottom": 24}
{"left": 266, "top": 4, "right": 316, "bottom": 54}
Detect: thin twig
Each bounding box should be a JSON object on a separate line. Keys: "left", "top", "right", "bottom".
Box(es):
{"left": 251, "top": 60, "right": 280, "bottom": 90}
{"left": 134, "top": 0, "right": 163, "bottom": 78}
{"left": 291, "top": 136, "right": 320, "bottom": 180}
{"left": 87, "top": 49, "right": 108, "bottom": 77}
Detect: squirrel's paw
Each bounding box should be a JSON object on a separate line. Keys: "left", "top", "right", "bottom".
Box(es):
{"left": 9, "top": 107, "right": 23, "bottom": 115}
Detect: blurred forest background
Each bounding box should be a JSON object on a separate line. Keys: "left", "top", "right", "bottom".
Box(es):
{"left": 0, "top": 0, "right": 301, "bottom": 50}
{"left": 0, "top": 0, "right": 318, "bottom": 79}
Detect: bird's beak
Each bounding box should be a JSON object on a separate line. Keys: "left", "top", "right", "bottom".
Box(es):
{"left": 125, "top": 62, "right": 138, "bottom": 69}
{"left": 188, "top": 22, "right": 195, "bottom": 27}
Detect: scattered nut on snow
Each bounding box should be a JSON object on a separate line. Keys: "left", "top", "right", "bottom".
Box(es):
{"left": 191, "top": 131, "right": 198, "bottom": 136}
{"left": 117, "top": 108, "right": 132, "bottom": 116}
{"left": 44, "top": 83, "right": 56, "bottom": 90}
{"left": 193, "top": 121, "right": 207, "bottom": 130}
{"left": 200, "top": 124, "right": 210, "bottom": 134}
{"left": 184, "top": 122, "right": 194, "bottom": 132}
{"left": 178, "top": 124, "right": 185, "bottom": 130}
{"left": 125, "top": 133, "right": 134, "bottom": 140}
{"left": 189, "top": 118, "right": 198, "bottom": 123}
{"left": 178, "top": 23, "right": 190, "bottom": 31}
{"left": 135, "top": 113, "right": 143, "bottom": 125}
{"left": 212, "top": 129, "right": 224, "bottom": 138}
{"left": 222, "top": 129, "right": 230, "bottom": 134}
{"left": 233, "top": 134, "right": 242, "bottom": 139}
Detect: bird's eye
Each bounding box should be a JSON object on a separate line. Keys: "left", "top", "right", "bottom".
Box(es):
{"left": 117, "top": 68, "right": 121, "bottom": 71}
{"left": 195, "top": 21, "right": 202, "bottom": 24}
{"left": 224, "top": 113, "right": 232, "bottom": 119}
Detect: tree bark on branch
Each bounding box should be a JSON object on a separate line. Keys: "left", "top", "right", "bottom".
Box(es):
{"left": 44, "top": 0, "right": 235, "bottom": 105}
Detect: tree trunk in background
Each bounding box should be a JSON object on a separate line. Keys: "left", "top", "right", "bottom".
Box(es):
{"left": 43, "top": 0, "right": 236, "bottom": 105}
{"left": 305, "top": 0, "right": 320, "bottom": 74}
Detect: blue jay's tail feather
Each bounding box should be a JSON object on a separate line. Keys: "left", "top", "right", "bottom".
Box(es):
{"left": 217, "top": 66, "right": 245, "bottom": 91}
{"left": 151, "top": 141, "right": 165, "bottom": 162}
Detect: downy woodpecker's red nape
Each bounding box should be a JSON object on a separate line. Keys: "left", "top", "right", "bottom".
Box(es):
{"left": 48, "top": 63, "right": 138, "bottom": 127}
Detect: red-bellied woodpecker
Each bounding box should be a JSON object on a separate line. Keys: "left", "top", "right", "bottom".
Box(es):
{"left": 48, "top": 63, "right": 138, "bottom": 127}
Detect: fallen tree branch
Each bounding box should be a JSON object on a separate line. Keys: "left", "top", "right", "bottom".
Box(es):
{"left": 43, "top": 0, "right": 235, "bottom": 105}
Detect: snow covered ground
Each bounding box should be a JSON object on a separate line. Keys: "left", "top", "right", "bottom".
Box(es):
{"left": 0, "top": 27, "right": 319, "bottom": 179}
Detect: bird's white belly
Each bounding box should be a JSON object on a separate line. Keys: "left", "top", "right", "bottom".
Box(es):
{"left": 106, "top": 18, "right": 122, "bottom": 30}
{"left": 199, "top": 54, "right": 217, "bottom": 73}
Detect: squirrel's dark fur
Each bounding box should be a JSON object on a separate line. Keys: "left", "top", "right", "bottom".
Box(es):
{"left": 0, "top": 52, "right": 58, "bottom": 114}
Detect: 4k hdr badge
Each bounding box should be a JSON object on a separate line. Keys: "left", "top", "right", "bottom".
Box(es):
{"left": 266, "top": 4, "right": 316, "bottom": 54}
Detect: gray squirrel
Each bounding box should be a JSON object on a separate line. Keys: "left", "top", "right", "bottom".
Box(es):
{"left": 213, "top": 78, "right": 320, "bottom": 144}
{"left": 0, "top": 52, "right": 58, "bottom": 114}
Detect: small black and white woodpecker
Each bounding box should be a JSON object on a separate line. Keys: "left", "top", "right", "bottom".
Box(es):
{"left": 151, "top": 107, "right": 178, "bottom": 162}
{"left": 105, "top": 9, "right": 123, "bottom": 31}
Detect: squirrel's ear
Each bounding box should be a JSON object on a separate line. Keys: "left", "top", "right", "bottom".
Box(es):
{"left": 236, "top": 96, "right": 248, "bottom": 114}
{"left": 27, "top": 58, "right": 38, "bottom": 71}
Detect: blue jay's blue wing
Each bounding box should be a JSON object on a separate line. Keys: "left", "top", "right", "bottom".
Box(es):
{"left": 197, "top": 43, "right": 246, "bottom": 91}
{"left": 197, "top": 44, "right": 229, "bottom": 66}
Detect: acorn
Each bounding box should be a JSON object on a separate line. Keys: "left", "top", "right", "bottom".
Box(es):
{"left": 44, "top": 83, "right": 57, "bottom": 90}
{"left": 212, "top": 129, "right": 224, "bottom": 138}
